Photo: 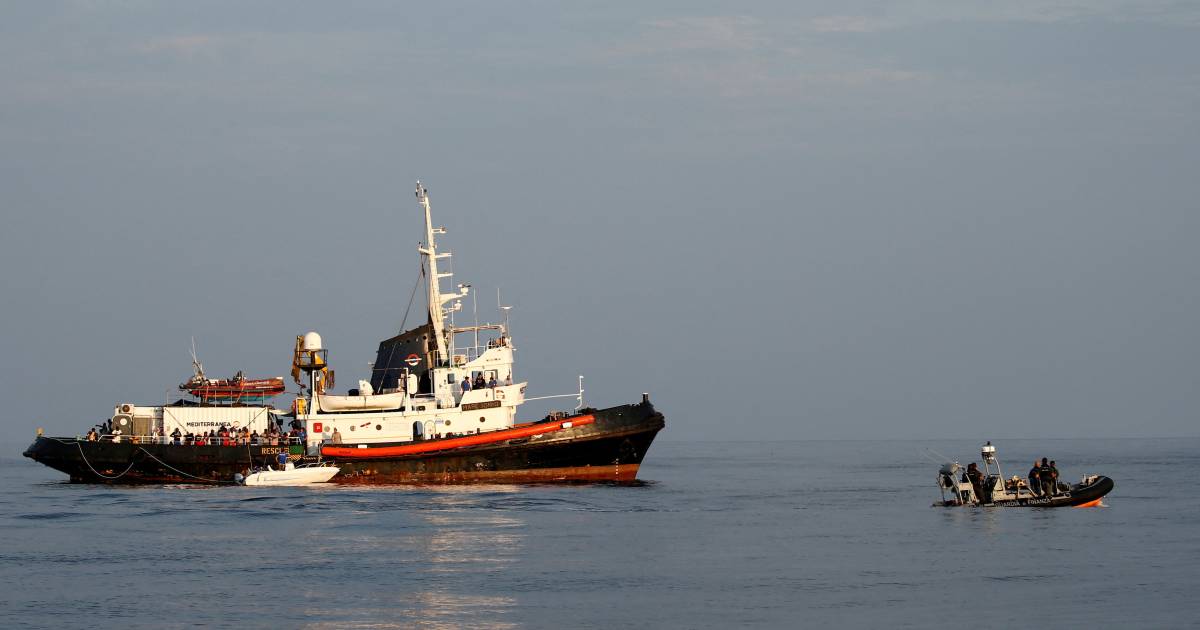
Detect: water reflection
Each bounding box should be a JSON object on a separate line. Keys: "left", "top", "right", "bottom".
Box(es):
{"left": 302, "top": 592, "right": 519, "bottom": 630}
{"left": 300, "top": 485, "right": 524, "bottom": 628}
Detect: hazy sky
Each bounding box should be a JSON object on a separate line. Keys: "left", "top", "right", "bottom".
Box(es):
{"left": 2, "top": 1, "right": 1197, "bottom": 443}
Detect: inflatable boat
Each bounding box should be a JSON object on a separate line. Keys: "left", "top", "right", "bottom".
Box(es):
{"left": 934, "top": 442, "right": 1114, "bottom": 508}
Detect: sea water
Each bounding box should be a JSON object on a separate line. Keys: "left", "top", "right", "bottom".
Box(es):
{"left": 1, "top": 438, "right": 1197, "bottom": 629}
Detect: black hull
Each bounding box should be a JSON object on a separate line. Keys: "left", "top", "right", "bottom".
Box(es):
{"left": 22, "top": 401, "right": 665, "bottom": 485}
{"left": 937, "top": 476, "right": 1114, "bottom": 508}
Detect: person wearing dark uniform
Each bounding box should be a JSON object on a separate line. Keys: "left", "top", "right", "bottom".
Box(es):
{"left": 964, "top": 463, "right": 984, "bottom": 503}
{"left": 1049, "top": 460, "right": 1060, "bottom": 495}
{"left": 1038, "top": 458, "right": 1055, "bottom": 497}
{"left": 1028, "top": 460, "right": 1042, "bottom": 496}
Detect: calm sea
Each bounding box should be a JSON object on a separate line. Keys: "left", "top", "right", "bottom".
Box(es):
{"left": 2, "top": 438, "right": 1197, "bottom": 629}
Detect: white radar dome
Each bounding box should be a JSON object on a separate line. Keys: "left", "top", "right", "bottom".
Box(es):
{"left": 302, "top": 331, "right": 323, "bottom": 351}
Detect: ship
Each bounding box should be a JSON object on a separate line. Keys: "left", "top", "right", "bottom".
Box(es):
{"left": 23, "top": 182, "right": 665, "bottom": 484}
{"left": 934, "top": 442, "right": 1113, "bottom": 508}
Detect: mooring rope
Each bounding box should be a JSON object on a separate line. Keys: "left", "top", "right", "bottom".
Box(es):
{"left": 136, "top": 448, "right": 224, "bottom": 483}
{"left": 74, "top": 442, "right": 138, "bottom": 480}
{"left": 68, "top": 439, "right": 228, "bottom": 484}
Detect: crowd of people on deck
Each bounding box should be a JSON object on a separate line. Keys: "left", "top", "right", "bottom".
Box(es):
{"left": 83, "top": 422, "right": 305, "bottom": 446}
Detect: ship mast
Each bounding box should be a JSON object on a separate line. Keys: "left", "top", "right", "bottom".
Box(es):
{"left": 416, "top": 181, "right": 467, "bottom": 365}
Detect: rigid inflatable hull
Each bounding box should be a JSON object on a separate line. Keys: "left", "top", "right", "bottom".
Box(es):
{"left": 938, "top": 476, "right": 1115, "bottom": 508}
{"left": 22, "top": 402, "right": 664, "bottom": 485}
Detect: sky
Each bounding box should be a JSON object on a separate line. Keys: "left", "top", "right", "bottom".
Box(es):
{"left": 1, "top": 1, "right": 1197, "bottom": 443}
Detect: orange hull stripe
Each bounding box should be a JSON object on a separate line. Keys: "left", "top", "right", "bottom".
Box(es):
{"left": 334, "top": 463, "right": 639, "bottom": 484}
{"left": 1073, "top": 498, "right": 1104, "bottom": 508}
{"left": 321, "top": 415, "right": 595, "bottom": 459}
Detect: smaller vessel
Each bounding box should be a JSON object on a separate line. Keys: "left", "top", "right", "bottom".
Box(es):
{"left": 934, "top": 442, "right": 1113, "bottom": 508}
{"left": 179, "top": 345, "right": 286, "bottom": 403}
{"left": 237, "top": 462, "right": 340, "bottom": 486}
{"left": 181, "top": 373, "right": 286, "bottom": 403}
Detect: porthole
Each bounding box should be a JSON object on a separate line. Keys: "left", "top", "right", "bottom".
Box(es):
{"left": 479, "top": 417, "right": 486, "bottom": 423}
{"left": 445, "top": 420, "right": 452, "bottom": 426}
{"left": 350, "top": 425, "right": 356, "bottom": 432}
{"left": 376, "top": 424, "right": 382, "bottom": 431}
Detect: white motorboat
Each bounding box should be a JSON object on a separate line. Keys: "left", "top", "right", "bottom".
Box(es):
{"left": 237, "top": 462, "right": 340, "bottom": 486}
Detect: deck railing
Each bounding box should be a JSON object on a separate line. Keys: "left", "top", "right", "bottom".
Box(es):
{"left": 80, "top": 435, "right": 305, "bottom": 446}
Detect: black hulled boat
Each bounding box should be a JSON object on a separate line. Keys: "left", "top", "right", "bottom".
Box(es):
{"left": 24, "top": 181, "right": 665, "bottom": 484}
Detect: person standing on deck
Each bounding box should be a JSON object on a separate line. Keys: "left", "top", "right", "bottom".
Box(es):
{"left": 1038, "top": 458, "right": 1055, "bottom": 497}
{"left": 1028, "top": 460, "right": 1042, "bottom": 496}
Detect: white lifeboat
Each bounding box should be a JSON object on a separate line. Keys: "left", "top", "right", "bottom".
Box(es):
{"left": 316, "top": 391, "right": 407, "bottom": 411}
{"left": 238, "top": 462, "right": 340, "bottom": 486}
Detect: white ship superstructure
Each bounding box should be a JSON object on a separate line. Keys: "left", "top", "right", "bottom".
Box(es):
{"left": 293, "top": 182, "right": 542, "bottom": 452}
